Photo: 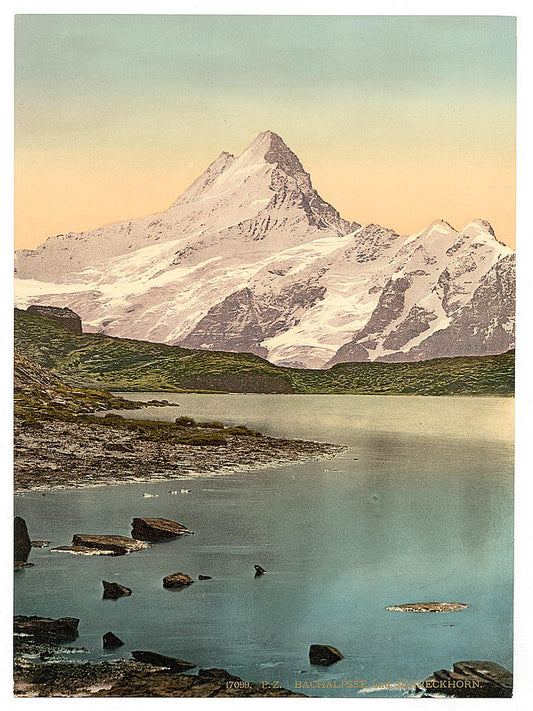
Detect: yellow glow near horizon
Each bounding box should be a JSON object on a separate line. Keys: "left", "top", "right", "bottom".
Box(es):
{"left": 14, "top": 15, "right": 516, "bottom": 251}
{"left": 15, "top": 142, "right": 515, "bottom": 250}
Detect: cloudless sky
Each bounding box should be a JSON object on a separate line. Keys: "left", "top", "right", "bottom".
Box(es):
{"left": 15, "top": 14, "right": 516, "bottom": 248}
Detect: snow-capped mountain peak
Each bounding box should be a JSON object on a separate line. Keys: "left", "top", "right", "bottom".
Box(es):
{"left": 170, "top": 150, "right": 235, "bottom": 206}
{"left": 241, "top": 130, "right": 309, "bottom": 180}
{"left": 14, "top": 132, "right": 515, "bottom": 367}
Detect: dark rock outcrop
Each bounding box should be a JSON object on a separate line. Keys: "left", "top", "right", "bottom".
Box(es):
{"left": 163, "top": 573, "right": 194, "bottom": 589}
{"left": 14, "top": 516, "right": 31, "bottom": 565}
{"left": 14, "top": 615, "right": 79, "bottom": 642}
{"left": 254, "top": 565, "right": 266, "bottom": 577}
{"left": 179, "top": 279, "right": 327, "bottom": 361}
{"left": 309, "top": 644, "right": 344, "bottom": 666}
{"left": 103, "top": 632, "right": 124, "bottom": 649}
{"left": 420, "top": 661, "right": 512, "bottom": 698}
{"left": 131, "top": 650, "right": 195, "bottom": 672}
{"left": 102, "top": 581, "right": 132, "bottom": 599}
{"left": 198, "top": 575, "right": 212, "bottom": 580}
{"left": 27, "top": 305, "right": 82, "bottom": 334}
{"left": 328, "top": 275, "right": 411, "bottom": 365}
{"left": 131, "top": 518, "right": 193, "bottom": 541}
{"left": 53, "top": 535, "right": 147, "bottom": 556}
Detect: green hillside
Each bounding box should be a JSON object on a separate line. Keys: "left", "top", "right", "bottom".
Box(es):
{"left": 14, "top": 308, "right": 514, "bottom": 396}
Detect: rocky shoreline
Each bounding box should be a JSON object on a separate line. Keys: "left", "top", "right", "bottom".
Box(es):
{"left": 13, "top": 618, "right": 307, "bottom": 698}
{"left": 14, "top": 416, "right": 343, "bottom": 493}
{"left": 14, "top": 642, "right": 307, "bottom": 698}
{"left": 14, "top": 660, "right": 308, "bottom": 698}
{"left": 14, "top": 630, "right": 512, "bottom": 698}
{"left": 15, "top": 348, "right": 344, "bottom": 493}
{"left": 13, "top": 352, "right": 344, "bottom": 696}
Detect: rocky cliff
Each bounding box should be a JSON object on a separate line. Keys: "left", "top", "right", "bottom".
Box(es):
{"left": 27, "top": 305, "right": 82, "bottom": 334}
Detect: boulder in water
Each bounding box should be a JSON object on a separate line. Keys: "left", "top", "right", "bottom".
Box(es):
{"left": 386, "top": 602, "right": 468, "bottom": 613}
{"left": 14, "top": 517, "right": 31, "bottom": 566}
{"left": 103, "top": 631, "right": 125, "bottom": 649}
{"left": 309, "top": 644, "right": 344, "bottom": 666}
{"left": 102, "top": 580, "right": 132, "bottom": 599}
{"left": 131, "top": 518, "right": 193, "bottom": 541}
{"left": 163, "top": 572, "right": 195, "bottom": 589}
{"left": 53, "top": 534, "right": 147, "bottom": 556}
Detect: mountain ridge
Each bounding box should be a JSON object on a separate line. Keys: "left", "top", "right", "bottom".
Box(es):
{"left": 14, "top": 131, "right": 515, "bottom": 367}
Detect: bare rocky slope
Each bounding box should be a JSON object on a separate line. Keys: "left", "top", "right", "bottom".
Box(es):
{"left": 15, "top": 131, "right": 515, "bottom": 367}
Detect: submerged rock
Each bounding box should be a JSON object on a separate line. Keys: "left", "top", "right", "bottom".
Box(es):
{"left": 386, "top": 602, "right": 468, "bottom": 613}
{"left": 198, "top": 575, "right": 212, "bottom": 580}
{"left": 53, "top": 535, "right": 147, "bottom": 556}
{"left": 131, "top": 650, "right": 195, "bottom": 672}
{"left": 254, "top": 565, "right": 266, "bottom": 577}
{"left": 309, "top": 644, "right": 344, "bottom": 666}
{"left": 14, "top": 615, "right": 79, "bottom": 642}
{"left": 30, "top": 540, "right": 50, "bottom": 548}
{"left": 163, "top": 573, "right": 194, "bottom": 589}
{"left": 103, "top": 632, "right": 125, "bottom": 649}
{"left": 14, "top": 516, "right": 31, "bottom": 565}
{"left": 102, "top": 581, "right": 132, "bottom": 599}
{"left": 420, "top": 661, "right": 512, "bottom": 697}
{"left": 52, "top": 546, "right": 116, "bottom": 556}
{"left": 131, "top": 518, "right": 193, "bottom": 541}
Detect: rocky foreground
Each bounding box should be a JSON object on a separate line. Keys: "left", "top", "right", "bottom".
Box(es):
{"left": 13, "top": 625, "right": 512, "bottom": 699}
{"left": 14, "top": 657, "right": 306, "bottom": 698}
{"left": 13, "top": 616, "right": 306, "bottom": 698}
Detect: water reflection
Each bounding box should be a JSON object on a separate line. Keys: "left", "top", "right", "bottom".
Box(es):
{"left": 15, "top": 395, "right": 513, "bottom": 697}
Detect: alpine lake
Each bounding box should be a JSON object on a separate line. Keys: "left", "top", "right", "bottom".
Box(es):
{"left": 14, "top": 394, "right": 513, "bottom": 698}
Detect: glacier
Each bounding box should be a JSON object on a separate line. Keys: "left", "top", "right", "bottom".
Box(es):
{"left": 14, "top": 130, "right": 515, "bottom": 368}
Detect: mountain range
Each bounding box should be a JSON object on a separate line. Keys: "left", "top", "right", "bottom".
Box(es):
{"left": 14, "top": 131, "right": 515, "bottom": 368}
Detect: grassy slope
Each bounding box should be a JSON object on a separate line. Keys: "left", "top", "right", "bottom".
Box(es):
{"left": 14, "top": 348, "right": 153, "bottom": 421}
{"left": 14, "top": 308, "right": 514, "bottom": 396}
{"left": 14, "top": 347, "right": 262, "bottom": 448}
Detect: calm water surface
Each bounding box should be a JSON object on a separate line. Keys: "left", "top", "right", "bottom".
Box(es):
{"left": 14, "top": 395, "right": 513, "bottom": 697}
